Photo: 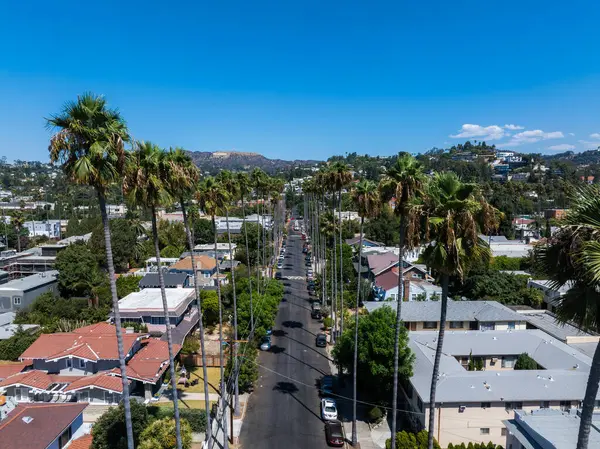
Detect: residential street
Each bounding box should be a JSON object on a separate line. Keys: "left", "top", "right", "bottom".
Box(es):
{"left": 239, "top": 221, "right": 335, "bottom": 449}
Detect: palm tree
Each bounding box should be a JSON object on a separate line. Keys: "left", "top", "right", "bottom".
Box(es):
{"left": 47, "top": 93, "right": 136, "bottom": 449}
{"left": 330, "top": 162, "right": 353, "bottom": 337}
{"left": 216, "top": 170, "right": 241, "bottom": 416}
{"left": 534, "top": 184, "right": 600, "bottom": 449}
{"left": 378, "top": 153, "right": 426, "bottom": 448}
{"left": 350, "top": 180, "right": 380, "bottom": 446}
{"left": 236, "top": 172, "right": 255, "bottom": 337}
{"left": 250, "top": 169, "right": 267, "bottom": 294}
{"left": 10, "top": 210, "right": 25, "bottom": 252}
{"left": 197, "top": 177, "right": 230, "bottom": 449}
{"left": 422, "top": 172, "right": 497, "bottom": 449}
{"left": 124, "top": 141, "right": 183, "bottom": 449}
{"left": 164, "top": 149, "right": 212, "bottom": 444}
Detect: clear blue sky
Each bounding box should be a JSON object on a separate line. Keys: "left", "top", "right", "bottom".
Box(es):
{"left": 2, "top": 0, "right": 600, "bottom": 161}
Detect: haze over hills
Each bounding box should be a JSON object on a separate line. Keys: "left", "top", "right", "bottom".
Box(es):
{"left": 186, "top": 150, "right": 320, "bottom": 174}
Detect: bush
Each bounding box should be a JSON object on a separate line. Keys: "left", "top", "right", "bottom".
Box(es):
{"left": 447, "top": 443, "right": 503, "bottom": 449}
{"left": 147, "top": 407, "right": 207, "bottom": 433}
{"left": 515, "top": 353, "right": 539, "bottom": 370}
{"left": 385, "top": 430, "right": 440, "bottom": 449}
{"left": 367, "top": 406, "right": 383, "bottom": 423}
{"left": 322, "top": 317, "right": 333, "bottom": 329}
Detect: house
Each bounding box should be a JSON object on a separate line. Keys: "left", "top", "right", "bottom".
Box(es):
{"left": 0, "top": 271, "right": 58, "bottom": 313}
{"left": 402, "top": 329, "right": 597, "bottom": 447}
{"left": 345, "top": 236, "right": 383, "bottom": 248}
{"left": 116, "top": 288, "right": 198, "bottom": 335}
{"left": 510, "top": 172, "right": 530, "bottom": 182}
{"left": 365, "top": 299, "right": 527, "bottom": 331}
{"left": 193, "top": 243, "right": 237, "bottom": 260}
{"left": 0, "top": 312, "right": 40, "bottom": 339}
{"left": 169, "top": 255, "right": 217, "bottom": 286}
{"left": 219, "top": 260, "right": 241, "bottom": 272}
{"left": 23, "top": 220, "right": 62, "bottom": 239}
{"left": 545, "top": 209, "right": 568, "bottom": 220}
{"left": 503, "top": 409, "right": 600, "bottom": 449}
{"left": 139, "top": 272, "right": 190, "bottom": 289}
{"left": 0, "top": 323, "right": 179, "bottom": 405}
{"left": 372, "top": 269, "right": 438, "bottom": 301}
{"left": 580, "top": 175, "right": 595, "bottom": 185}
{"left": 0, "top": 402, "right": 88, "bottom": 449}
{"left": 527, "top": 279, "right": 572, "bottom": 312}
{"left": 479, "top": 234, "right": 534, "bottom": 258}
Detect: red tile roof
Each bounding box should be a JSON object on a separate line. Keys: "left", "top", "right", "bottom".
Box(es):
{"left": 73, "top": 322, "right": 126, "bottom": 335}
{"left": 0, "top": 363, "right": 29, "bottom": 381}
{"left": 0, "top": 403, "right": 87, "bottom": 449}
{"left": 63, "top": 373, "right": 126, "bottom": 393}
{"left": 69, "top": 434, "right": 93, "bottom": 449}
{"left": 0, "top": 371, "right": 83, "bottom": 390}
{"left": 114, "top": 339, "right": 180, "bottom": 384}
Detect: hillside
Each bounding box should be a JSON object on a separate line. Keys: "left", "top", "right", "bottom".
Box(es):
{"left": 542, "top": 149, "right": 600, "bottom": 165}
{"left": 187, "top": 150, "right": 320, "bottom": 174}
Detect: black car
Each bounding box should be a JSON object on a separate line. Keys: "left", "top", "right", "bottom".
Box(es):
{"left": 311, "top": 303, "right": 322, "bottom": 319}
{"left": 316, "top": 333, "right": 327, "bottom": 347}
{"left": 275, "top": 272, "right": 282, "bottom": 280}
{"left": 324, "top": 420, "right": 345, "bottom": 447}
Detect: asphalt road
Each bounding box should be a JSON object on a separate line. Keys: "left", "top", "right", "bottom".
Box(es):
{"left": 239, "top": 220, "right": 334, "bottom": 449}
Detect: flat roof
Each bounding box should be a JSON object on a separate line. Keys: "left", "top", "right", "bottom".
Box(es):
{"left": 118, "top": 288, "right": 195, "bottom": 316}
{"left": 517, "top": 310, "right": 596, "bottom": 342}
{"left": 365, "top": 299, "right": 524, "bottom": 323}
{"left": 0, "top": 271, "right": 58, "bottom": 292}
{"left": 410, "top": 330, "right": 597, "bottom": 404}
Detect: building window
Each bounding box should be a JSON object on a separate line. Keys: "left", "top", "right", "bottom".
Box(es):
{"left": 66, "top": 358, "right": 72, "bottom": 369}
{"left": 389, "top": 293, "right": 397, "bottom": 301}
{"left": 514, "top": 402, "right": 523, "bottom": 409}
{"left": 502, "top": 356, "right": 516, "bottom": 369}
{"left": 480, "top": 322, "right": 494, "bottom": 331}
{"left": 508, "top": 321, "right": 516, "bottom": 330}
{"left": 560, "top": 401, "right": 571, "bottom": 411}
{"left": 501, "top": 428, "right": 507, "bottom": 437}
{"left": 13, "top": 296, "right": 21, "bottom": 305}
{"left": 505, "top": 402, "right": 513, "bottom": 411}
{"left": 481, "top": 402, "right": 491, "bottom": 409}
{"left": 423, "top": 321, "right": 437, "bottom": 329}
{"left": 77, "top": 358, "right": 86, "bottom": 369}
{"left": 58, "top": 427, "right": 72, "bottom": 449}
{"left": 450, "top": 321, "right": 463, "bottom": 329}
{"left": 480, "top": 428, "right": 490, "bottom": 435}
{"left": 541, "top": 401, "right": 550, "bottom": 409}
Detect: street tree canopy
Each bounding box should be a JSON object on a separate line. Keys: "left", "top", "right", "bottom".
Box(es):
{"left": 91, "top": 401, "right": 149, "bottom": 449}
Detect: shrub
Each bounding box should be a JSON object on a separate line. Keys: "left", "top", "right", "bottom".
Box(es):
{"left": 147, "top": 407, "right": 207, "bottom": 433}
{"left": 368, "top": 406, "right": 383, "bottom": 423}
{"left": 322, "top": 317, "right": 333, "bottom": 329}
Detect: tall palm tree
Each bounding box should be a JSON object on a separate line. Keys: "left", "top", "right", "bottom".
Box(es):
{"left": 250, "top": 169, "right": 267, "bottom": 294}
{"left": 197, "top": 177, "right": 230, "bottom": 449}
{"left": 351, "top": 180, "right": 381, "bottom": 446}
{"left": 123, "top": 141, "right": 183, "bottom": 449}
{"left": 216, "top": 170, "right": 241, "bottom": 416}
{"left": 10, "top": 210, "right": 25, "bottom": 252}
{"left": 534, "top": 184, "right": 600, "bottom": 449}
{"left": 422, "top": 172, "right": 497, "bottom": 449}
{"left": 236, "top": 172, "right": 255, "bottom": 336}
{"left": 47, "top": 93, "right": 135, "bottom": 449}
{"left": 330, "top": 162, "right": 353, "bottom": 337}
{"left": 165, "top": 149, "right": 212, "bottom": 444}
{"left": 378, "top": 153, "right": 426, "bottom": 448}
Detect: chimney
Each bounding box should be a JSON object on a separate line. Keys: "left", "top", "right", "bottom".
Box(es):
{"left": 403, "top": 279, "right": 410, "bottom": 302}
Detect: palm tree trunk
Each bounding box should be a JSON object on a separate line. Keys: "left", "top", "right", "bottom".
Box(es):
{"left": 256, "top": 190, "right": 261, "bottom": 296}
{"left": 181, "top": 200, "right": 212, "bottom": 445}
{"left": 577, "top": 340, "right": 600, "bottom": 449}
{"left": 427, "top": 274, "right": 449, "bottom": 449}
{"left": 332, "top": 209, "right": 338, "bottom": 344}
{"left": 241, "top": 195, "right": 254, "bottom": 338}
{"left": 338, "top": 190, "right": 344, "bottom": 337}
{"left": 98, "top": 192, "right": 134, "bottom": 449}
{"left": 213, "top": 215, "right": 229, "bottom": 449}
{"left": 391, "top": 218, "right": 406, "bottom": 449}
{"left": 352, "top": 217, "right": 364, "bottom": 447}
{"left": 151, "top": 206, "right": 183, "bottom": 449}
{"left": 16, "top": 227, "right": 21, "bottom": 253}
{"left": 225, "top": 207, "right": 240, "bottom": 416}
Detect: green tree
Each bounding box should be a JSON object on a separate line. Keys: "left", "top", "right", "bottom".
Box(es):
{"left": 89, "top": 219, "right": 138, "bottom": 272}
{"left": 47, "top": 93, "right": 135, "bottom": 449}
{"left": 10, "top": 209, "right": 25, "bottom": 252}
{"left": 91, "top": 400, "right": 149, "bottom": 449}
{"left": 116, "top": 275, "right": 142, "bottom": 299}
{"left": 193, "top": 218, "right": 214, "bottom": 245}
{"left": 386, "top": 430, "right": 441, "bottom": 449}
{"left": 138, "top": 418, "right": 192, "bottom": 449}
{"left": 422, "top": 172, "right": 497, "bottom": 449}
{"left": 0, "top": 327, "right": 40, "bottom": 361}
{"left": 515, "top": 353, "right": 539, "bottom": 370}
{"left": 181, "top": 336, "right": 200, "bottom": 356}
{"left": 55, "top": 242, "right": 106, "bottom": 299}
{"left": 124, "top": 141, "right": 183, "bottom": 449}
{"left": 225, "top": 343, "right": 259, "bottom": 394}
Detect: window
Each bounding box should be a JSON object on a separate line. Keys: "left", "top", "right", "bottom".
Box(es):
{"left": 508, "top": 321, "right": 516, "bottom": 330}
{"left": 540, "top": 401, "right": 550, "bottom": 409}
{"left": 505, "top": 402, "right": 513, "bottom": 411}
{"left": 560, "top": 401, "right": 571, "bottom": 411}
{"left": 77, "top": 358, "right": 86, "bottom": 369}
{"left": 13, "top": 296, "right": 21, "bottom": 305}
{"left": 423, "top": 321, "right": 438, "bottom": 329}
{"left": 66, "top": 358, "right": 72, "bottom": 369}
{"left": 481, "top": 402, "right": 491, "bottom": 409}
{"left": 58, "top": 427, "right": 72, "bottom": 449}
{"left": 480, "top": 428, "right": 490, "bottom": 435}
{"left": 480, "top": 322, "right": 494, "bottom": 331}
{"left": 502, "top": 356, "right": 516, "bottom": 369}
{"left": 501, "top": 428, "right": 507, "bottom": 437}
{"left": 389, "top": 293, "right": 397, "bottom": 301}
{"left": 514, "top": 402, "right": 523, "bottom": 409}
{"left": 450, "top": 321, "right": 463, "bottom": 329}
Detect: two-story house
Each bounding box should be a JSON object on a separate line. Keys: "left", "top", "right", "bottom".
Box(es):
{"left": 169, "top": 255, "right": 217, "bottom": 287}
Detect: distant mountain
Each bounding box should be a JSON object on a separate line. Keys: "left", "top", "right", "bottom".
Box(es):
{"left": 186, "top": 150, "right": 320, "bottom": 174}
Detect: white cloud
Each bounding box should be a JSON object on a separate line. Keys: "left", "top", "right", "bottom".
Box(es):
{"left": 450, "top": 124, "right": 505, "bottom": 140}
{"left": 590, "top": 133, "right": 600, "bottom": 139}
{"left": 499, "top": 129, "right": 564, "bottom": 147}
{"left": 504, "top": 124, "right": 524, "bottom": 130}
{"left": 569, "top": 132, "right": 575, "bottom": 136}
{"left": 547, "top": 144, "right": 575, "bottom": 151}
{"left": 579, "top": 140, "right": 600, "bottom": 150}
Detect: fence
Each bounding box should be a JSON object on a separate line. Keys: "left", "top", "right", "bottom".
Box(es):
{"left": 181, "top": 353, "right": 229, "bottom": 367}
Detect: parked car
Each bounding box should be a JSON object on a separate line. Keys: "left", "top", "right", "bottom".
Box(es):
{"left": 316, "top": 333, "right": 327, "bottom": 347}
{"left": 324, "top": 420, "right": 345, "bottom": 447}
{"left": 320, "top": 375, "right": 334, "bottom": 397}
{"left": 321, "top": 398, "right": 338, "bottom": 421}
{"left": 311, "top": 303, "right": 322, "bottom": 319}
{"left": 260, "top": 336, "right": 271, "bottom": 351}
{"left": 275, "top": 272, "right": 282, "bottom": 280}
{"left": 278, "top": 254, "right": 285, "bottom": 260}
{"left": 302, "top": 247, "right": 308, "bottom": 254}
{"left": 277, "top": 262, "right": 283, "bottom": 269}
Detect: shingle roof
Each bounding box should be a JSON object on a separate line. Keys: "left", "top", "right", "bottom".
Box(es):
{"left": 410, "top": 330, "right": 597, "bottom": 404}
{"left": 171, "top": 255, "right": 216, "bottom": 271}
{"left": 139, "top": 272, "right": 189, "bottom": 288}
{"left": 0, "top": 403, "right": 87, "bottom": 449}
{"left": 366, "top": 253, "right": 399, "bottom": 275}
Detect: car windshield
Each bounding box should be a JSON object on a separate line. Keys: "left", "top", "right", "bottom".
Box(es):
{"left": 325, "top": 406, "right": 336, "bottom": 413}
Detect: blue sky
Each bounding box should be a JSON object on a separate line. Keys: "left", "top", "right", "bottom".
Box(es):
{"left": 1, "top": 0, "right": 600, "bottom": 161}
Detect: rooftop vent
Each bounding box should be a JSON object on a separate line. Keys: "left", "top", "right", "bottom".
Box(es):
{"left": 22, "top": 416, "right": 33, "bottom": 424}
{"left": 492, "top": 337, "right": 497, "bottom": 340}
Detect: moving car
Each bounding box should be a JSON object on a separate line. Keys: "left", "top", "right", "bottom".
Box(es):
{"left": 321, "top": 398, "right": 338, "bottom": 421}
{"left": 324, "top": 420, "right": 345, "bottom": 447}
{"left": 316, "top": 333, "right": 327, "bottom": 347}
{"left": 260, "top": 336, "right": 271, "bottom": 351}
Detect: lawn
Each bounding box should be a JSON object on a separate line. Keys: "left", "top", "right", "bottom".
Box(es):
{"left": 158, "top": 400, "right": 215, "bottom": 410}
{"left": 169, "top": 366, "right": 221, "bottom": 394}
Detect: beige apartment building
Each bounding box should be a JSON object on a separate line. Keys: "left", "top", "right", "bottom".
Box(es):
{"left": 402, "top": 330, "right": 597, "bottom": 448}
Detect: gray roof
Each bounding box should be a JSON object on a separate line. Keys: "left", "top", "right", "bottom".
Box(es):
{"left": 364, "top": 299, "right": 525, "bottom": 323}
{"left": 503, "top": 409, "right": 600, "bottom": 449}
{"left": 139, "top": 273, "right": 189, "bottom": 289}
{"left": 518, "top": 310, "right": 596, "bottom": 342}
{"left": 57, "top": 233, "right": 92, "bottom": 245}
{"left": 0, "top": 312, "right": 39, "bottom": 339}
{"left": 219, "top": 260, "right": 241, "bottom": 270}
{"left": 410, "top": 330, "right": 597, "bottom": 404}
{"left": 568, "top": 342, "right": 599, "bottom": 358}
{"left": 0, "top": 271, "right": 58, "bottom": 292}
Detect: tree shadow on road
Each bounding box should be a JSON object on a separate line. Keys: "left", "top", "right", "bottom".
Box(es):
{"left": 269, "top": 344, "right": 327, "bottom": 375}
{"left": 273, "top": 381, "right": 322, "bottom": 421}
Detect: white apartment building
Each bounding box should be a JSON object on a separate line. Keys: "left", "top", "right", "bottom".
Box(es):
{"left": 23, "top": 220, "right": 61, "bottom": 239}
